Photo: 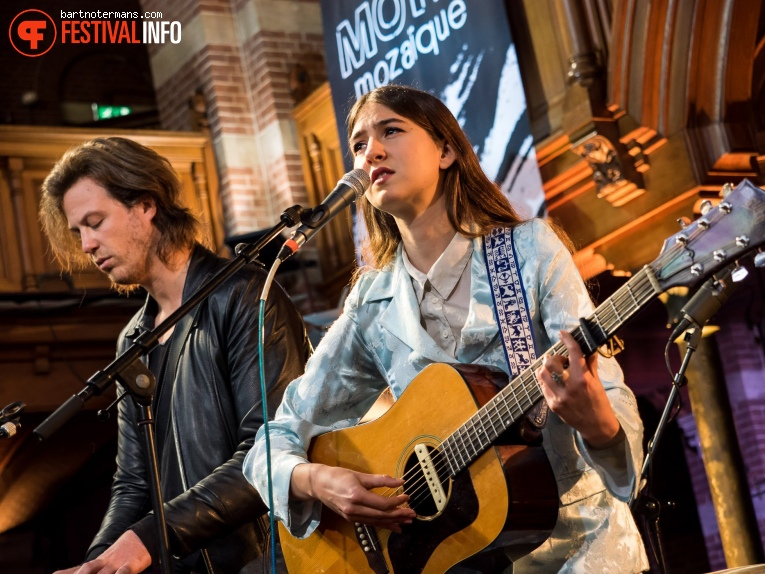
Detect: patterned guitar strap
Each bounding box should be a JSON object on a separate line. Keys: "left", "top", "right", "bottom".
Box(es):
{"left": 483, "top": 226, "right": 549, "bottom": 437}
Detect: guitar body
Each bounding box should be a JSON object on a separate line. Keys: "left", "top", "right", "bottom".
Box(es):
{"left": 280, "top": 363, "right": 558, "bottom": 573}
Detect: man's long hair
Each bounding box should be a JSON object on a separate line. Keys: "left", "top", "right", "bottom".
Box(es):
{"left": 40, "top": 137, "right": 200, "bottom": 272}
{"left": 347, "top": 84, "right": 523, "bottom": 270}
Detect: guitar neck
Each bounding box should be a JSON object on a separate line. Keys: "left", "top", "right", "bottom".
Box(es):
{"left": 440, "top": 265, "right": 662, "bottom": 476}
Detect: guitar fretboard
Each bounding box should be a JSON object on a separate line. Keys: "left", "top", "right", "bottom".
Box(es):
{"left": 439, "top": 265, "right": 662, "bottom": 476}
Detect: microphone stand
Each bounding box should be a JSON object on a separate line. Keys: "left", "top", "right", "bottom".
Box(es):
{"left": 630, "top": 324, "right": 704, "bottom": 574}
{"left": 33, "top": 204, "right": 306, "bottom": 574}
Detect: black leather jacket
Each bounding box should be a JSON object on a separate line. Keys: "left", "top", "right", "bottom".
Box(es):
{"left": 87, "top": 245, "right": 310, "bottom": 573}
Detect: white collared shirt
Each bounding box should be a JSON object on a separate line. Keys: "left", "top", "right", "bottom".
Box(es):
{"left": 401, "top": 232, "right": 473, "bottom": 357}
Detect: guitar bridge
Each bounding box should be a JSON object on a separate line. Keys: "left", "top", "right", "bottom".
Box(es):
{"left": 353, "top": 522, "right": 389, "bottom": 573}
{"left": 415, "top": 443, "right": 447, "bottom": 512}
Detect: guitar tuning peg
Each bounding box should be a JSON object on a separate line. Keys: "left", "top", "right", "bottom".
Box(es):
{"left": 755, "top": 249, "right": 765, "bottom": 268}
{"left": 721, "top": 182, "right": 734, "bottom": 198}
{"left": 677, "top": 217, "right": 690, "bottom": 229}
{"left": 700, "top": 199, "right": 714, "bottom": 215}
{"left": 731, "top": 263, "right": 749, "bottom": 282}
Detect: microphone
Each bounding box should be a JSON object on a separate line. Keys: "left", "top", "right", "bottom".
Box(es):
{"left": 670, "top": 265, "right": 737, "bottom": 339}
{"left": 0, "top": 420, "right": 20, "bottom": 439}
{"left": 277, "top": 169, "right": 371, "bottom": 262}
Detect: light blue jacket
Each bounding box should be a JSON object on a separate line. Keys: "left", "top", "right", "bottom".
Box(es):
{"left": 244, "top": 219, "right": 648, "bottom": 572}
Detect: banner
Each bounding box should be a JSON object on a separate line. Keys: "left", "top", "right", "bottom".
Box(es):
{"left": 320, "top": 0, "right": 545, "bottom": 219}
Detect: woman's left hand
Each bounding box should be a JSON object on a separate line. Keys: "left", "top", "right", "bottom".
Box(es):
{"left": 536, "top": 330, "right": 622, "bottom": 448}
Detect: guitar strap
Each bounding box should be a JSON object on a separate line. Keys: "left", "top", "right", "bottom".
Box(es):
{"left": 483, "top": 226, "right": 538, "bottom": 376}
{"left": 483, "top": 226, "right": 548, "bottom": 433}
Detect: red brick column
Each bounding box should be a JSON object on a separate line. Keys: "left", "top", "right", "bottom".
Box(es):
{"left": 716, "top": 317, "right": 765, "bottom": 554}
{"left": 139, "top": 0, "right": 326, "bottom": 235}
{"left": 676, "top": 411, "right": 727, "bottom": 570}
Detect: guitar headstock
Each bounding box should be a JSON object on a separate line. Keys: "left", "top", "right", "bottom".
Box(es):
{"left": 651, "top": 179, "right": 765, "bottom": 291}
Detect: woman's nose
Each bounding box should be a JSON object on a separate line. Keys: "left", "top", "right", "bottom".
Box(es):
{"left": 364, "top": 139, "right": 385, "bottom": 162}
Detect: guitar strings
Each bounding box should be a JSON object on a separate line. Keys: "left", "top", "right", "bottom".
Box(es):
{"left": 377, "top": 263, "right": 667, "bottom": 513}
{"left": 405, "top": 238, "right": 702, "bottom": 508}
{"left": 378, "top": 267, "right": 661, "bottom": 511}
{"left": 393, "top": 270, "right": 661, "bottom": 512}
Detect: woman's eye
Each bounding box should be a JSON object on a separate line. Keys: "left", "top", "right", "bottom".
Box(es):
{"left": 352, "top": 142, "right": 366, "bottom": 153}
{"left": 91, "top": 220, "right": 103, "bottom": 229}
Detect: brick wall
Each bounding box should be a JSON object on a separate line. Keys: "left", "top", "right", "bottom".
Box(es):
{"left": 676, "top": 411, "right": 726, "bottom": 570}
{"left": 717, "top": 316, "right": 765, "bottom": 555}
{"left": 242, "top": 28, "right": 325, "bottom": 217}
{"left": 244, "top": 30, "right": 326, "bottom": 130}
{"left": 142, "top": 0, "right": 325, "bottom": 235}
{"left": 153, "top": 42, "right": 265, "bottom": 232}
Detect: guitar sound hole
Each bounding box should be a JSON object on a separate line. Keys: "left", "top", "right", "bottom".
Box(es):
{"left": 402, "top": 445, "right": 450, "bottom": 519}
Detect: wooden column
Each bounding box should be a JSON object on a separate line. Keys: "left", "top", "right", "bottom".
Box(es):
{"left": 8, "top": 158, "right": 36, "bottom": 291}
{"left": 553, "top": 0, "right": 602, "bottom": 86}
{"left": 676, "top": 326, "right": 764, "bottom": 567}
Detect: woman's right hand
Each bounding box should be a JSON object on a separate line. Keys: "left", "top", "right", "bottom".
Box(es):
{"left": 290, "top": 463, "right": 416, "bottom": 532}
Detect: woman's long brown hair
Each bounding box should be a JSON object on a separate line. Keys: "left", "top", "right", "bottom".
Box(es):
{"left": 347, "top": 84, "right": 523, "bottom": 270}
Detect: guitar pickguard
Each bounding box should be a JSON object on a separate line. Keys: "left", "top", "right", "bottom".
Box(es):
{"left": 388, "top": 469, "right": 480, "bottom": 573}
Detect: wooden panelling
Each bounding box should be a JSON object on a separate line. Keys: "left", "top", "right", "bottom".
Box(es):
{"left": 0, "top": 175, "right": 22, "bottom": 291}
{"left": 0, "top": 126, "right": 224, "bottom": 293}
{"left": 292, "top": 83, "right": 356, "bottom": 301}
{"left": 514, "top": 0, "right": 764, "bottom": 277}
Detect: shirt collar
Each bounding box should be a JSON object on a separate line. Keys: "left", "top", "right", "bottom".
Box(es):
{"left": 401, "top": 232, "right": 473, "bottom": 301}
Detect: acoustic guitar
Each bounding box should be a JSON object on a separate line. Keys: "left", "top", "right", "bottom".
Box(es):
{"left": 279, "top": 180, "right": 765, "bottom": 573}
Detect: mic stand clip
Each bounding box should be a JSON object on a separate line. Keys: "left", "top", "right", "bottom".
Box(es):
{"left": 0, "top": 401, "right": 26, "bottom": 439}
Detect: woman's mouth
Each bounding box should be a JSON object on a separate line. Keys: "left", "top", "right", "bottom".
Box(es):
{"left": 371, "top": 167, "right": 394, "bottom": 184}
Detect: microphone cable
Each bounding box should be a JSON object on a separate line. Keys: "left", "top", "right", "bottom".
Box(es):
{"left": 254, "top": 168, "right": 368, "bottom": 572}
{"left": 258, "top": 258, "right": 282, "bottom": 574}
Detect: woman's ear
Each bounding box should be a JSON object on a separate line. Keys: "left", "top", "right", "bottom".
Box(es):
{"left": 439, "top": 142, "right": 456, "bottom": 170}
